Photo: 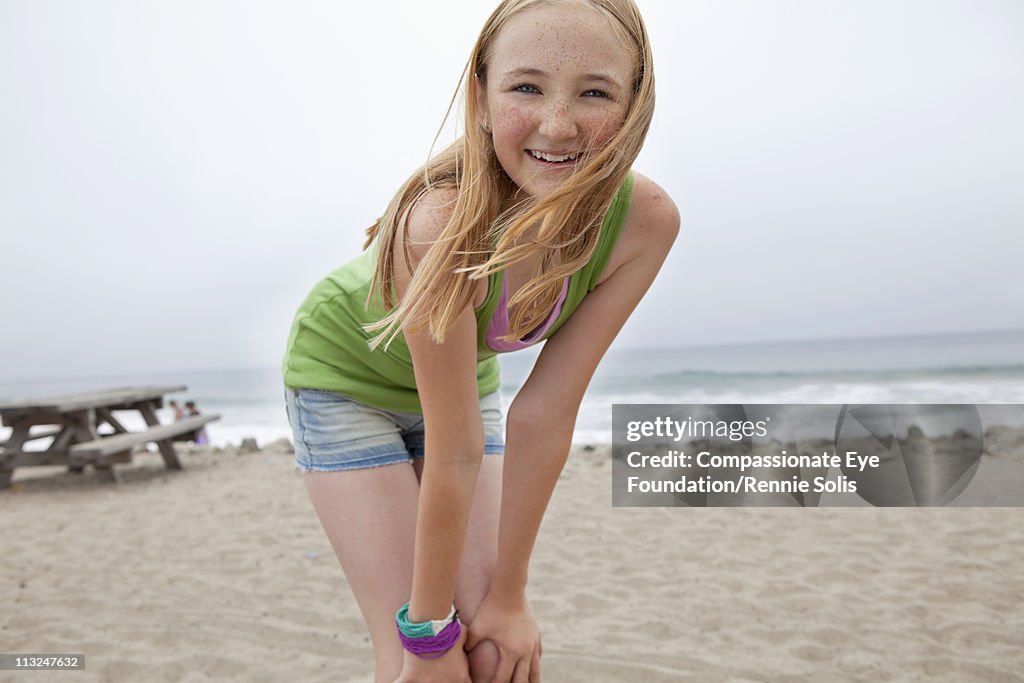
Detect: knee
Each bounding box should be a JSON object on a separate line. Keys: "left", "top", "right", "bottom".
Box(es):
{"left": 467, "top": 638, "right": 500, "bottom": 683}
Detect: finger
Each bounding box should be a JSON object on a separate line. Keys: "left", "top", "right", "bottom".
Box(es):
{"left": 530, "top": 646, "right": 541, "bottom": 683}
{"left": 511, "top": 655, "right": 530, "bottom": 683}
{"left": 490, "top": 652, "right": 516, "bottom": 683}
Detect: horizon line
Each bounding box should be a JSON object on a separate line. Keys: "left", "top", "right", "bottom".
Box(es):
{"left": 1, "top": 325, "right": 1022, "bottom": 386}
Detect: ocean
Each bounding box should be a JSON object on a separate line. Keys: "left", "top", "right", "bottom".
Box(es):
{"left": 2, "top": 329, "right": 1022, "bottom": 447}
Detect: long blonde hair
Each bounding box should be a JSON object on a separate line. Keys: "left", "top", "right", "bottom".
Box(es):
{"left": 364, "top": 0, "right": 655, "bottom": 349}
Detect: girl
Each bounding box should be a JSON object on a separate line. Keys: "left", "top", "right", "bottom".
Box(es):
{"left": 282, "top": 1, "right": 678, "bottom": 681}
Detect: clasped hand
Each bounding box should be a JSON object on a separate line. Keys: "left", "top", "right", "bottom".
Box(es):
{"left": 392, "top": 594, "right": 541, "bottom": 683}
{"left": 465, "top": 592, "right": 542, "bottom": 683}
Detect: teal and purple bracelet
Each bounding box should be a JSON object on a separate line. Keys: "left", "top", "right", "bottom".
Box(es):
{"left": 395, "top": 602, "right": 461, "bottom": 659}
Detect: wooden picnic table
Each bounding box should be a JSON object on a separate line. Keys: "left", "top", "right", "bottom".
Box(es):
{"left": 0, "top": 385, "right": 220, "bottom": 488}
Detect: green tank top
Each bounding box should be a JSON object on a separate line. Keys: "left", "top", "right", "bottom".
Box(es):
{"left": 282, "top": 171, "right": 633, "bottom": 413}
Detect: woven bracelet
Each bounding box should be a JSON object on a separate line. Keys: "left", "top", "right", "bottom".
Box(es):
{"left": 395, "top": 602, "right": 461, "bottom": 658}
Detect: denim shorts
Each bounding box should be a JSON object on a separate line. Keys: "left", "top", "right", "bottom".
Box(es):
{"left": 284, "top": 387, "right": 505, "bottom": 471}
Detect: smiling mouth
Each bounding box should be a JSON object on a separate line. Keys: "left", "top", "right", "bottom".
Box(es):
{"left": 527, "top": 149, "right": 581, "bottom": 165}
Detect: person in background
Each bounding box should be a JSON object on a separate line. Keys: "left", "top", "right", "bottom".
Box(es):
{"left": 169, "top": 399, "right": 185, "bottom": 422}
{"left": 185, "top": 401, "right": 210, "bottom": 446}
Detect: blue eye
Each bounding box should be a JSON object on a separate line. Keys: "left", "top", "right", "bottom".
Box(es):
{"left": 514, "top": 84, "right": 540, "bottom": 94}
{"left": 583, "top": 89, "right": 609, "bottom": 98}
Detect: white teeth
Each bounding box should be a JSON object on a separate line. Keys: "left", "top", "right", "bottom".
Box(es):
{"left": 530, "top": 149, "right": 579, "bottom": 163}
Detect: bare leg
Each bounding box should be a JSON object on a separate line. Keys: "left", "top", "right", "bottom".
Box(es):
{"left": 305, "top": 456, "right": 503, "bottom": 683}
{"left": 303, "top": 464, "right": 419, "bottom": 683}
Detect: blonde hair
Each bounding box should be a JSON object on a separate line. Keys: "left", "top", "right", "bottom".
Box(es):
{"left": 364, "top": 0, "right": 655, "bottom": 349}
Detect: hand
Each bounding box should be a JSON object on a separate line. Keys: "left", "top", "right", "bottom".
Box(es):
{"left": 392, "top": 622, "right": 471, "bottom": 683}
{"left": 465, "top": 592, "right": 542, "bottom": 683}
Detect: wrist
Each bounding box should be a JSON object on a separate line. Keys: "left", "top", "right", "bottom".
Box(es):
{"left": 486, "top": 580, "right": 527, "bottom": 608}
{"left": 490, "top": 565, "right": 528, "bottom": 601}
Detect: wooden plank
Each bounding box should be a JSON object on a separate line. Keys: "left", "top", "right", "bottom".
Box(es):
{"left": 96, "top": 408, "right": 129, "bottom": 434}
{"left": 5, "top": 422, "right": 31, "bottom": 452}
{"left": 0, "top": 422, "right": 31, "bottom": 475}
{"left": 9, "top": 451, "right": 74, "bottom": 467}
{"left": 138, "top": 401, "right": 161, "bottom": 428}
{"left": 71, "top": 410, "right": 99, "bottom": 451}
{"left": 0, "top": 385, "right": 188, "bottom": 410}
{"left": 93, "top": 463, "right": 121, "bottom": 483}
{"left": 23, "top": 428, "right": 63, "bottom": 443}
{"left": 138, "top": 401, "right": 182, "bottom": 470}
{"left": 2, "top": 413, "right": 79, "bottom": 428}
{"left": 0, "top": 385, "right": 187, "bottom": 418}
{"left": 101, "top": 451, "right": 133, "bottom": 464}
{"left": 69, "top": 414, "right": 219, "bottom": 458}
{"left": 50, "top": 426, "right": 76, "bottom": 453}
{"left": 8, "top": 445, "right": 154, "bottom": 476}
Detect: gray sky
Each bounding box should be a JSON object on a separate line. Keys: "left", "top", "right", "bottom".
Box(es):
{"left": 1, "top": 0, "right": 1022, "bottom": 381}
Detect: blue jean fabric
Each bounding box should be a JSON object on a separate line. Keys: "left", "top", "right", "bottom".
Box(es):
{"left": 284, "top": 387, "right": 505, "bottom": 471}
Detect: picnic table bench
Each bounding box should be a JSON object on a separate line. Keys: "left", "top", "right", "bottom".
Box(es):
{"left": 0, "top": 385, "right": 220, "bottom": 488}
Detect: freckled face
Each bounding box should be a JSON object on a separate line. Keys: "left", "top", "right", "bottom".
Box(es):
{"left": 478, "top": 3, "right": 634, "bottom": 198}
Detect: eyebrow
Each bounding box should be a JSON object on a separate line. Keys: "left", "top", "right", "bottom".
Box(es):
{"left": 501, "top": 67, "right": 623, "bottom": 89}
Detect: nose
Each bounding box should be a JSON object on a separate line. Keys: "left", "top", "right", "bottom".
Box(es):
{"left": 538, "top": 100, "right": 579, "bottom": 141}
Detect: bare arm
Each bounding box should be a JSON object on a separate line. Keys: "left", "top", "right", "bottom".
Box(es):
{"left": 492, "top": 177, "right": 680, "bottom": 600}
{"left": 393, "top": 188, "right": 486, "bottom": 623}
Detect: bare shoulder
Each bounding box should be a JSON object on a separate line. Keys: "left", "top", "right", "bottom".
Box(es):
{"left": 398, "top": 184, "right": 485, "bottom": 444}
{"left": 395, "top": 185, "right": 459, "bottom": 270}
{"left": 629, "top": 172, "right": 681, "bottom": 242}
{"left": 597, "top": 171, "right": 680, "bottom": 285}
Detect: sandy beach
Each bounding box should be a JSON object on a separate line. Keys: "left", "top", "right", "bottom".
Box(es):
{"left": 2, "top": 440, "right": 1022, "bottom": 682}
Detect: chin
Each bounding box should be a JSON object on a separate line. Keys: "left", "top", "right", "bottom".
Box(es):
{"left": 509, "top": 174, "right": 570, "bottom": 200}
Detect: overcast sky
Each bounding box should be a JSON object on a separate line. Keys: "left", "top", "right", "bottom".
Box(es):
{"left": 1, "top": 0, "right": 1021, "bottom": 381}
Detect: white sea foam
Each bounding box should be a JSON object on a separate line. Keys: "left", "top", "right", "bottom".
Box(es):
{"left": 3, "top": 330, "right": 1022, "bottom": 450}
